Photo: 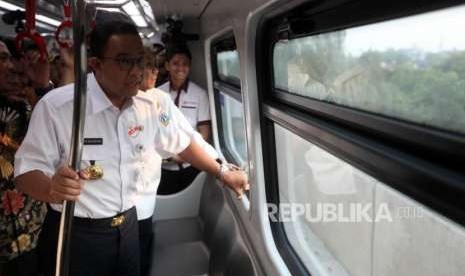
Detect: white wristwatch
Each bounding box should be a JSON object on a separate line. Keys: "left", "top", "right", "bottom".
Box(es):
{"left": 217, "top": 163, "right": 230, "bottom": 181}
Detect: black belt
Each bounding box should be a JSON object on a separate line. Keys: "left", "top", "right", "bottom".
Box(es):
{"left": 47, "top": 206, "right": 135, "bottom": 228}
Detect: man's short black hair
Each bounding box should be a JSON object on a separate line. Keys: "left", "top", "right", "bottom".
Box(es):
{"left": 165, "top": 46, "right": 192, "bottom": 62}
{"left": 89, "top": 19, "right": 139, "bottom": 58}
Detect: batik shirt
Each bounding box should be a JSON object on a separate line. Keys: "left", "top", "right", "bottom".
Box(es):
{"left": 0, "top": 94, "right": 47, "bottom": 262}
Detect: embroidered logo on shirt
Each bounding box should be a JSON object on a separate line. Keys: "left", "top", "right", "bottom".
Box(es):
{"left": 159, "top": 112, "right": 170, "bottom": 127}
{"left": 128, "top": 125, "right": 144, "bottom": 137}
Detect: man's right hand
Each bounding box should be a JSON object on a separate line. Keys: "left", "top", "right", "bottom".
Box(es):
{"left": 50, "top": 166, "right": 88, "bottom": 203}
{"left": 22, "top": 49, "right": 50, "bottom": 89}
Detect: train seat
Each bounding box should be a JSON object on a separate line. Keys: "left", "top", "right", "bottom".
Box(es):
{"left": 151, "top": 175, "right": 256, "bottom": 276}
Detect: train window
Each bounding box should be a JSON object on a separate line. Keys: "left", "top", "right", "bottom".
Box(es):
{"left": 259, "top": 1, "right": 465, "bottom": 275}
{"left": 274, "top": 123, "right": 378, "bottom": 275}
{"left": 219, "top": 92, "right": 247, "bottom": 164}
{"left": 273, "top": 5, "right": 465, "bottom": 134}
{"left": 212, "top": 32, "right": 247, "bottom": 167}
{"left": 217, "top": 50, "right": 240, "bottom": 81}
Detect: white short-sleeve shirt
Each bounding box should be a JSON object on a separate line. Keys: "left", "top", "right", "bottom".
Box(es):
{"left": 158, "top": 81, "right": 211, "bottom": 129}
{"left": 158, "top": 81, "right": 211, "bottom": 170}
{"left": 14, "top": 73, "right": 191, "bottom": 218}
{"left": 135, "top": 88, "right": 218, "bottom": 220}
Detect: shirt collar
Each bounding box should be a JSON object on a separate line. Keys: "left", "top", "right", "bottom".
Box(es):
{"left": 87, "top": 73, "right": 121, "bottom": 114}
{"left": 169, "top": 79, "right": 189, "bottom": 93}
{"left": 135, "top": 89, "right": 157, "bottom": 104}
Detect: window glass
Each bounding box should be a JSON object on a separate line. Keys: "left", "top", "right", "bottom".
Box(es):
{"left": 219, "top": 92, "right": 247, "bottom": 165}
{"left": 273, "top": 5, "right": 465, "bottom": 134}
{"left": 274, "top": 124, "right": 381, "bottom": 275}
{"left": 273, "top": 122, "right": 465, "bottom": 275}
{"left": 217, "top": 50, "right": 240, "bottom": 80}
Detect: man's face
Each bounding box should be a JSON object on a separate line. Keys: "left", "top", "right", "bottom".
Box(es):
{"left": 49, "top": 56, "right": 62, "bottom": 86}
{"left": 0, "top": 42, "right": 13, "bottom": 92}
{"left": 91, "top": 34, "right": 144, "bottom": 99}
{"left": 165, "top": 53, "right": 191, "bottom": 83}
{"left": 141, "top": 66, "right": 158, "bottom": 91}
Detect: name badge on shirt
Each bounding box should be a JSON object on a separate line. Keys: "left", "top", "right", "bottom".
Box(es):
{"left": 181, "top": 101, "right": 197, "bottom": 109}
{"left": 181, "top": 104, "right": 197, "bottom": 109}
{"left": 84, "top": 138, "right": 103, "bottom": 145}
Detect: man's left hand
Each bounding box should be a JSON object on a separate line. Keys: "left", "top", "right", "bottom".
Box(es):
{"left": 222, "top": 168, "right": 250, "bottom": 199}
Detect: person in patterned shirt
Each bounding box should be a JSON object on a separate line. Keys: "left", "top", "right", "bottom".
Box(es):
{"left": 0, "top": 39, "right": 47, "bottom": 276}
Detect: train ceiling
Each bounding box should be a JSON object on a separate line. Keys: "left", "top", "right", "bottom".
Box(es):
{"left": 0, "top": 0, "right": 161, "bottom": 36}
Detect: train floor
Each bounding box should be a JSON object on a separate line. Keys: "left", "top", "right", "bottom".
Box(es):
{"left": 149, "top": 177, "right": 256, "bottom": 276}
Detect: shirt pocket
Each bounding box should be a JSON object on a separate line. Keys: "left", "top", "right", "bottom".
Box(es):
{"left": 180, "top": 105, "right": 198, "bottom": 128}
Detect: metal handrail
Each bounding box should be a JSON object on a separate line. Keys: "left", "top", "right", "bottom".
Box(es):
{"left": 55, "top": 0, "right": 88, "bottom": 275}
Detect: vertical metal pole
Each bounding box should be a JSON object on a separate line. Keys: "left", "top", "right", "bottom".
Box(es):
{"left": 55, "top": 0, "right": 87, "bottom": 275}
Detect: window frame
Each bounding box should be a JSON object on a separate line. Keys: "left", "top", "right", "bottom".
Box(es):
{"left": 212, "top": 32, "right": 242, "bottom": 88}
{"left": 257, "top": 0, "right": 465, "bottom": 275}
{"left": 211, "top": 32, "right": 247, "bottom": 167}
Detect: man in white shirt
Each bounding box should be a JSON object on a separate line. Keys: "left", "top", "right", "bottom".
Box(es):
{"left": 14, "top": 20, "right": 247, "bottom": 276}
{"left": 137, "top": 47, "right": 218, "bottom": 276}
{"left": 158, "top": 47, "right": 212, "bottom": 195}
{"left": 137, "top": 88, "right": 218, "bottom": 276}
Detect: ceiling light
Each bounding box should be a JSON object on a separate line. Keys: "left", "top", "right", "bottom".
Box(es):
{"left": 95, "top": 7, "right": 122, "bottom": 13}
{"left": 122, "top": 1, "right": 139, "bottom": 15}
{"left": 139, "top": 0, "right": 154, "bottom": 20}
{"left": 39, "top": 32, "right": 56, "bottom": 37}
{"left": 147, "top": 32, "right": 154, "bottom": 38}
{"left": 86, "top": 0, "right": 128, "bottom": 5}
{"left": 0, "top": 0, "right": 60, "bottom": 27}
{"left": 0, "top": 0, "right": 21, "bottom": 11}
{"left": 36, "top": 14, "right": 60, "bottom": 27}
{"left": 131, "top": 15, "right": 148, "bottom": 27}
{"left": 36, "top": 22, "right": 55, "bottom": 31}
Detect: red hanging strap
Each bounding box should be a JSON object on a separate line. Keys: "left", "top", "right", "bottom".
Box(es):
{"left": 25, "top": 0, "right": 35, "bottom": 32}
{"left": 55, "top": 2, "right": 73, "bottom": 48}
{"left": 14, "top": 0, "right": 48, "bottom": 60}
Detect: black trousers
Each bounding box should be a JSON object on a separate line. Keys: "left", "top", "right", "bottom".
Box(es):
{"left": 39, "top": 207, "right": 140, "bottom": 276}
{"left": 157, "top": 166, "right": 200, "bottom": 195}
{"left": 0, "top": 248, "right": 40, "bottom": 276}
{"left": 138, "top": 217, "right": 154, "bottom": 276}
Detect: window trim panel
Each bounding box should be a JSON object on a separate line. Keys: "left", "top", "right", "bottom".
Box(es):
{"left": 218, "top": 89, "right": 247, "bottom": 165}
{"left": 256, "top": 7, "right": 313, "bottom": 276}
{"left": 214, "top": 81, "right": 242, "bottom": 102}
{"left": 211, "top": 32, "right": 241, "bottom": 88}
{"left": 211, "top": 31, "right": 247, "bottom": 167}
{"left": 217, "top": 75, "right": 241, "bottom": 89}
{"left": 213, "top": 87, "right": 243, "bottom": 165}
{"left": 261, "top": 119, "right": 312, "bottom": 276}
{"left": 270, "top": 0, "right": 465, "bottom": 42}
{"left": 270, "top": 91, "right": 465, "bottom": 164}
